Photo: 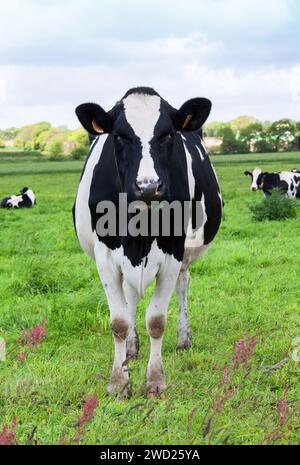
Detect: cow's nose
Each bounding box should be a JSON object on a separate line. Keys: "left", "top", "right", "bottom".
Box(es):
{"left": 133, "top": 178, "right": 164, "bottom": 203}
{"left": 252, "top": 187, "right": 257, "bottom": 192}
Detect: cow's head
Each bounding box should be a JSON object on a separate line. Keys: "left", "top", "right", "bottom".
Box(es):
{"left": 76, "top": 87, "right": 211, "bottom": 203}
{"left": 244, "top": 167, "right": 266, "bottom": 191}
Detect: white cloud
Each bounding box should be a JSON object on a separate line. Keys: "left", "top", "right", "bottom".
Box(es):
{"left": 0, "top": 0, "right": 296, "bottom": 66}
{"left": 0, "top": 0, "right": 299, "bottom": 127}
{"left": 1, "top": 57, "right": 299, "bottom": 128}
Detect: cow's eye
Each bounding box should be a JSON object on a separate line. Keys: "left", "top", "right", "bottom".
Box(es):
{"left": 158, "top": 133, "right": 172, "bottom": 143}
{"left": 115, "top": 134, "right": 132, "bottom": 143}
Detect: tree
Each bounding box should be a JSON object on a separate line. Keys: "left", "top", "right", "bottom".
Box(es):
{"left": 230, "top": 116, "right": 257, "bottom": 133}
{"left": 254, "top": 139, "right": 274, "bottom": 153}
{"left": 204, "top": 121, "right": 230, "bottom": 137}
{"left": 239, "top": 123, "right": 270, "bottom": 152}
{"left": 40, "top": 127, "right": 88, "bottom": 157}
{"left": 48, "top": 140, "right": 63, "bottom": 156}
{"left": 15, "top": 122, "right": 51, "bottom": 150}
{"left": 267, "top": 119, "right": 295, "bottom": 152}
{"left": 220, "top": 127, "right": 247, "bottom": 154}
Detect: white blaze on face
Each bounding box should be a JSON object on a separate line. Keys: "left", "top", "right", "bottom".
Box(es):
{"left": 251, "top": 167, "right": 262, "bottom": 191}
{"left": 123, "top": 93, "right": 161, "bottom": 183}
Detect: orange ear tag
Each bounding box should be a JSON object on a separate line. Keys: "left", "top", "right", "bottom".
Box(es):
{"left": 182, "top": 113, "right": 193, "bottom": 129}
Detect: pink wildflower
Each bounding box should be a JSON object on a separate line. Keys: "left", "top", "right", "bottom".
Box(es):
{"left": 75, "top": 393, "right": 99, "bottom": 443}
{"left": 17, "top": 329, "right": 27, "bottom": 344}
{"left": 230, "top": 334, "right": 257, "bottom": 369}
{"left": 220, "top": 364, "right": 230, "bottom": 387}
{"left": 17, "top": 351, "right": 28, "bottom": 362}
{"left": 278, "top": 388, "right": 289, "bottom": 427}
{"left": 0, "top": 417, "right": 17, "bottom": 445}
{"left": 26, "top": 319, "right": 47, "bottom": 349}
{"left": 13, "top": 319, "right": 48, "bottom": 361}
{"left": 187, "top": 407, "right": 197, "bottom": 434}
{"left": 214, "top": 387, "right": 236, "bottom": 414}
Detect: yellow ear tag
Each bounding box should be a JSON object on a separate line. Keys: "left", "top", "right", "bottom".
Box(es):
{"left": 182, "top": 113, "right": 193, "bottom": 129}
{"left": 92, "top": 120, "right": 104, "bottom": 133}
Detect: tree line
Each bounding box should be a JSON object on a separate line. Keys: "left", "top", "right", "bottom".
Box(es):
{"left": 0, "top": 116, "right": 299, "bottom": 158}
{"left": 0, "top": 122, "right": 89, "bottom": 159}
{"left": 204, "top": 116, "right": 300, "bottom": 154}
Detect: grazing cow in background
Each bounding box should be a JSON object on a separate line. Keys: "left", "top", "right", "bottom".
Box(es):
{"left": 244, "top": 167, "right": 300, "bottom": 198}
{"left": 0, "top": 187, "right": 36, "bottom": 208}
{"left": 73, "top": 87, "right": 222, "bottom": 398}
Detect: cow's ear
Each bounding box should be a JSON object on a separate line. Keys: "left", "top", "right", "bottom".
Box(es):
{"left": 75, "top": 103, "right": 114, "bottom": 135}
{"left": 244, "top": 171, "right": 252, "bottom": 177}
{"left": 174, "top": 98, "right": 212, "bottom": 132}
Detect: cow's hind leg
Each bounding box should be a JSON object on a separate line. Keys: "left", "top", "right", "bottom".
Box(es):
{"left": 176, "top": 270, "right": 191, "bottom": 351}
{"left": 123, "top": 282, "right": 139, "bottom": 359}
{"left": 94, "top": 244, "right": 130, "bottom": 398}
{"left": 146, "top": 260, "right": 181, "bottom": 398}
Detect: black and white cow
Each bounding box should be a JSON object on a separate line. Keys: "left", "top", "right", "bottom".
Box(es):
{"left": 0, "top": 187, "right": 36, "bottom": 208}
{"left": 244, "top": 167, "right": 300, "bottom": 198}
{"left": 73, "top": 87, "right": 222, "bottom": 398}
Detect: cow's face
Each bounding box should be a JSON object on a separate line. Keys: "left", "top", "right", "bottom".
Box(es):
{"left": 244, "top": 167, "right": 264, "bottom": 191}
{"left": 76, "top": 87, "right": 211, "bottom": 204}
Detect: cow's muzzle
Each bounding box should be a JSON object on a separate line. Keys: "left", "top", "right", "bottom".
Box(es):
{"left": 133, "top": 179, "right": 165, "bottom": 204}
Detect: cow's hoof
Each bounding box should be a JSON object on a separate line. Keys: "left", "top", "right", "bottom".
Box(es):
{"left": 107, "top": 368, "right": 130, "bottom": 399}
{"left": 146, "top": 383, "right": 166, "bottom": 399}
{"left": 177, "top": 339, "right": 192, "bottom": 352}
{"left": 107, "top": 381, "right": 131, "bottom": 400}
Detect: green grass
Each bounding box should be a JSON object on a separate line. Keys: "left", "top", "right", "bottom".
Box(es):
{"left": 0, "top": 152, "right": 299, "bottom": 445}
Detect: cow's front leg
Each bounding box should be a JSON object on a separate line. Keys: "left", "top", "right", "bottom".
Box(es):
{"left": 123, "top": 282, "right": 139, "bottom": 359}
{"left": 146, "top": 259, "right": 181, "bottom": 398}
{"left": 94, "top": 245, "right": 130, "bottom": 398}
{"left": 176, "top": 269, "right": 191, "bottom": 351}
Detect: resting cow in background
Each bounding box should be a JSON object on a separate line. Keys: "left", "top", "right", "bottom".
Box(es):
{"left": 73, "top": 87, "right": 222, "bottom": 398}
{"left": 1, "top": 187, "right": 36, "bottom": 208}
{"left": 244, "top": 167, "right": 300, "bottom": 199}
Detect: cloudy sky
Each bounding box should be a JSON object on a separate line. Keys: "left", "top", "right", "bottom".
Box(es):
{"left": 0, "top": 0, "right": 299, "bottom": 129}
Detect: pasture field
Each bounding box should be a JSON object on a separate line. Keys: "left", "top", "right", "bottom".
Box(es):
{"left": 0, "top": 151, "right": 299, "bottom": 445}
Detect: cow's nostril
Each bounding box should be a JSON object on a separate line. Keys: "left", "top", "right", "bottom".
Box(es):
{"left": 135, "top": 181, "right": 142, "bottom": 191}
{"left": 156, "top": 180, "right": 163, "bottom": 192}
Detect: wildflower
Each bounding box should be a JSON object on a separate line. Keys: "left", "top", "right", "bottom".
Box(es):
{"left": 278, "top": 388, "right": 289, "bottom": 427}
{"left": 75, "top": 393, "right": 99, "bottom": 443}
{"left": 230, "top": 334, "right": 257, "bottom": 369}
{"left": 0, "top": 417, "right": 17, "bottom": 445}
{"left": 187, "top": 407, "right": 197, "bottom": 434}
{"left": 17, "top": 352, "right": 28, "bottom": 362}
{"left": 13, "top": 319, "right": 48, "bottom": 362}
{"left": 17, "top": 329, "right": 27, "bottom": 344}
{"left": 26, "top": 319, "right": 47, "bottom": 350}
